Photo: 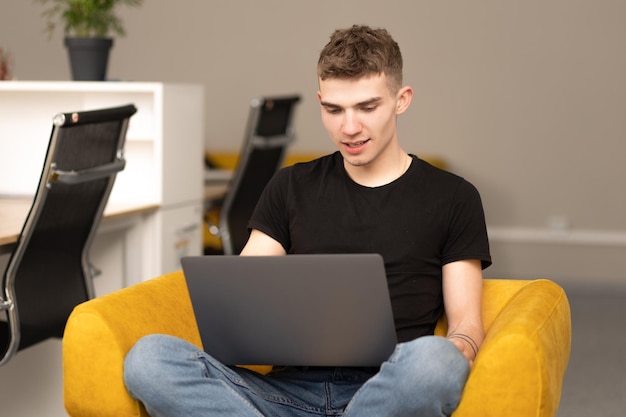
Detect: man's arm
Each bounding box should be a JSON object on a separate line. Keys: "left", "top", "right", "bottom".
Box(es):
{"left": 239, "top": 229, "right": 287, "bottom": 256}
{"left": 442, "top": 259, "right": 484, "bottom": 365}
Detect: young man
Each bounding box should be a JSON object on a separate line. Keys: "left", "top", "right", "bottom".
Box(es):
{"left": 124, "top": 25, "right": 491, "bottom": 417}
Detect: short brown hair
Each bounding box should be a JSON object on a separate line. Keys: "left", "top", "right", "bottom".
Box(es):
{"left": 317, "top": 25, "right": 403, "bottom": 93}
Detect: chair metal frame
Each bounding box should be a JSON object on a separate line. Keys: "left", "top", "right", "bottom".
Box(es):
{"left": 0, "top": 104, "right": 136, "bottom": 366}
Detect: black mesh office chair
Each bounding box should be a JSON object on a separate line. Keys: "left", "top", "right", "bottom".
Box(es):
{"left": 0, "top": 104, "right": 137, "bottom": 366}
{"left": 209, "top": 95, "right": 300, "bottom": 255}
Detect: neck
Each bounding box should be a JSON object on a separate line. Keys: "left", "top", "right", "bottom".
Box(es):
{"left": 344, "top": 148, "right": 411, "bottom": 187}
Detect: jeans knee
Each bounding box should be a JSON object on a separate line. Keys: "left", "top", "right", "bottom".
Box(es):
{"left": 392, "top": 336, "right": 470, "bottom": 407}
{"left": 417, "top": 336, "right": 468, "bottom": 368}
{"left": 123, "top": 334, "right": 186, "bottom": 397}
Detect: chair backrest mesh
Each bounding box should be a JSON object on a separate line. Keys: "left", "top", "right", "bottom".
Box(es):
{"left": 1, "top": 104, "right": 136, "bottom": 360}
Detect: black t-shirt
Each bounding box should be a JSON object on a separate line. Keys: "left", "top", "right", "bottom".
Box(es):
{"left": 248, "top": 152, "right": 491, "bottom": 342}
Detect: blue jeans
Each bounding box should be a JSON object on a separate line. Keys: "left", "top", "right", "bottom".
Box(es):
{"left": 124, "top": 334, "right": 469, "bottom": 417}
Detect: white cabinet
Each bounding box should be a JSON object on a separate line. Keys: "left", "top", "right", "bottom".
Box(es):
{"left": 158, "top": 204, "right": 204, "bottom": 273}
{"left": 0, "top": 81, "right": 205, "bottom": 280}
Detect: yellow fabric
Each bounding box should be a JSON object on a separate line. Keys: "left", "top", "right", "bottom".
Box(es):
{"left": 443, "top": 279, "right": 571, "bottom": 417}
{"left": 202, "top": 207, "right": 223, "bottom": 249}
{"left": 206, "top": 151, "right": 326, "bottom": 170}
{"left": 63, "top": 275, "right": 570, "bottom": 417}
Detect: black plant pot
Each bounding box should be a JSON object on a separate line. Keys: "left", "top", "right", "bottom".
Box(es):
{"left": 64, "top": 37, "right": 113, "bottom": 81}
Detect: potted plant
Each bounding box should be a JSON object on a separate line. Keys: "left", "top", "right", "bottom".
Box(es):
{"left": 37, "top": 0, "right": 143, "bottom": 81}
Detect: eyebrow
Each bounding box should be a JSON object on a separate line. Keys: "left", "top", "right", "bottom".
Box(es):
{"left": 320, "top": 97, "right": 383, "bottom": 109}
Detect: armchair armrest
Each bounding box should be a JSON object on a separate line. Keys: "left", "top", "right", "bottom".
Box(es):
{"left": 63, "top": 271, "right": 200, "bottom": 417}
{"left": 452, "top": 279, "right": 571, "bottom": 417}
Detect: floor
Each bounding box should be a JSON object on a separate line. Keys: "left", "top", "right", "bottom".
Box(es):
{"left": 556, "top": 282, "right": 626, "bottom": 417}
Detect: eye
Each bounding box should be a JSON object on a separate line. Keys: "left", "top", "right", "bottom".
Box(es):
{"left": 361, "top": 105, "right": 377, "bottom": 112}
{"left": 324, "top": 106, "right": 342, "bottom": 114}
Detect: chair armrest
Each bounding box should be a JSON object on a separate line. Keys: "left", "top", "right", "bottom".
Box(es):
{"left": 63, "top": 271, "right": 200, "bottom": 417}
{"left": 453, "top": 279, "right": 571, "bottom": 417}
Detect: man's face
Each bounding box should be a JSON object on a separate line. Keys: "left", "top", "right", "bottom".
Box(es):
{"left": 317, "top": 73, "right": 405, "bottom": 168}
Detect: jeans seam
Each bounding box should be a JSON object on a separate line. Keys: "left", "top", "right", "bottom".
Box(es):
{"left": 196, "top": 353, "right": 324, "bottom": 414}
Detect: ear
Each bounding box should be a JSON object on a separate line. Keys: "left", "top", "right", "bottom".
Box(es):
{"left": 395, "top": 86, "right": 414, "bottom": 115}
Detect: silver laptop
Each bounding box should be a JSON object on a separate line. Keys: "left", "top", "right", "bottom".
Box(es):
{"left": 181, "top": 254, "right": 397, "bottom": 367}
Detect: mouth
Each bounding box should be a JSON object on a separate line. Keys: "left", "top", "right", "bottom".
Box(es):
{"left": 343, "top": 139, "right": 370, "bottom": 148}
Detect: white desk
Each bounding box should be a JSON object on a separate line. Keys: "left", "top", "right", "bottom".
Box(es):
{"left": 0, "top": 197, "right": 157, "bottom": 248}
{"left": 0, "top": 197, "right": 160, "bottom": 292}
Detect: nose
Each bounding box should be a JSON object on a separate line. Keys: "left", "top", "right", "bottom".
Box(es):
{"left": 341, "top": 111, "right": 362, "bottom": 136}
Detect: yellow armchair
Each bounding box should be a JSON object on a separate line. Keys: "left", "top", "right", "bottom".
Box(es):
{"left": 63, "top": 273, "right": 571, "bottom": 417}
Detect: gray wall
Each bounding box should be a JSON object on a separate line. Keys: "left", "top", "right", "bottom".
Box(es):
{"left": 2, "top": 0, "right": 625, "bottom": 284}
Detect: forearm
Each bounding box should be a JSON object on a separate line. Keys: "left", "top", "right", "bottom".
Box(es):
{"left": 442, "top": 259, "right": 484, "bottom": 365}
